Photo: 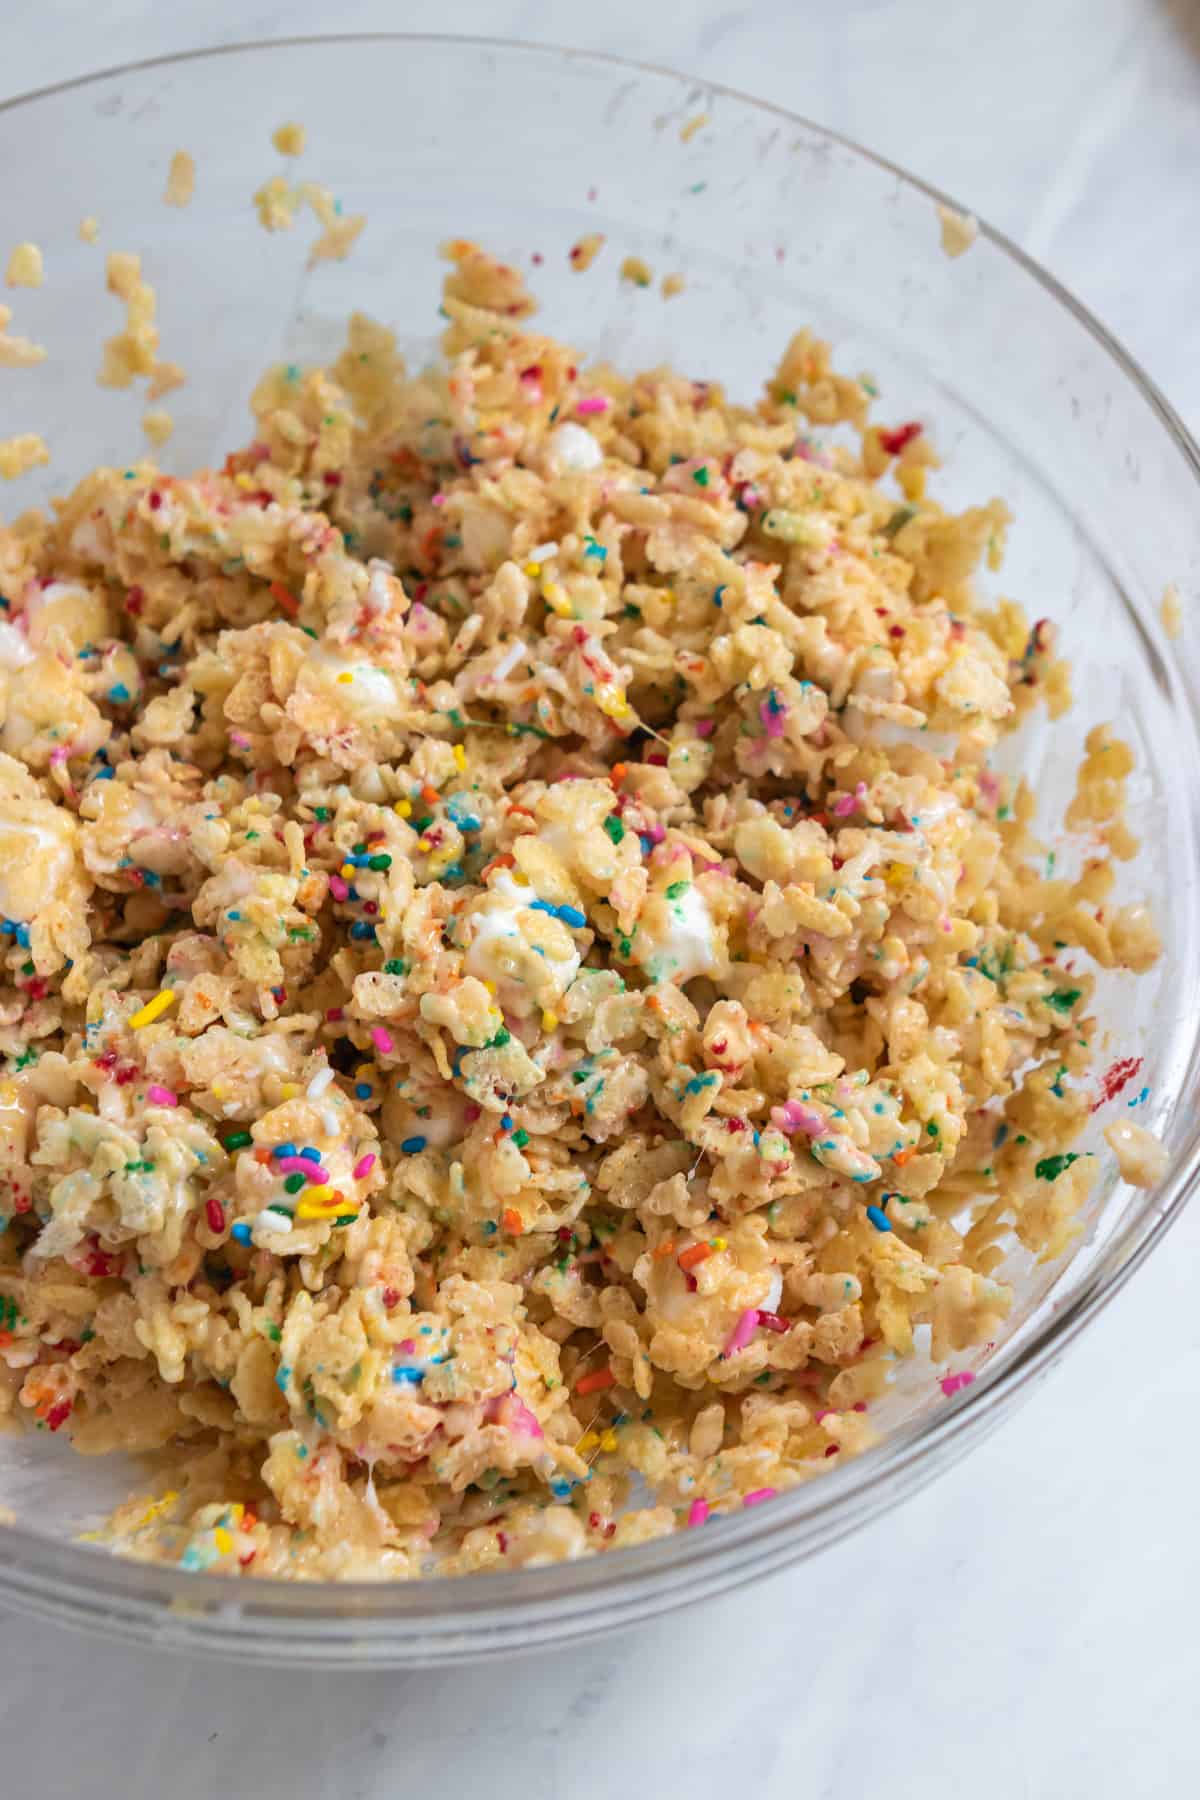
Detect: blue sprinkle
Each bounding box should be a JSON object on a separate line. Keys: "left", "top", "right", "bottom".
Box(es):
{"left": 866, "top": 1205, "right": 892, "bottom": 1232}
{"left": 639, "top": 835, "right": 654, "bottom": 856}
{"left": 713, "top": 584, "right": 726, "bottom": 607}
{"left": 355, "top": 1083, "right": 372, "bottom": 1100}
{"left": 529, "top": 899, "right": 557, "bottom": 917}
{"left": 500, "top": 1114, "right": 513, "bottom": 1132}
{"left": 556, "top": 904, "right": 587, "bottom": 929}
{"left": 276, "top": 1364, "right": 292, "bottom": 1392}
{"left": 109, "top": 682, "right": 130, "bottom": 703}
{"left": 231, "top": 1222, "right": 252, "bottom": 1245}
{"left": 549, "top": 1479, "right": 576, "bottom": 1500}
{"left": 349, "top": 922, "right": 377, "bottom": 941}
{"left": 392, "top": 1367, "right": 424, "bottom": 1385}
{"left": 993, "top": 1123, "right": 1009, "bottom": 1147}
{"left": 401, "top": 1135, "right": 427, "bottom": 1154}
{"left": 13, "top": 925, "right": 30, "bottom": 948}
{"left": 483, "top": 1221, "right": 497, "bottom": 1235}
{"left": 298, "top": 1148, "right": 321, "bottom": 1163}
{"left": 227, "top": 910, "right": 241, "bottom": 922}
{"left": 273, "top": 1142, "right": 297, "bottom": 1158}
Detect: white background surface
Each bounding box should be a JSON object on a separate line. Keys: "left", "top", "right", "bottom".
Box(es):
{"left": 3, "top": 3, "right": 1199, "bottom": 1795}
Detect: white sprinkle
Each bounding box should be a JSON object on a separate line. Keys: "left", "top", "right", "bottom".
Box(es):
{"left": 490, "top": 638, "right": 528, "bottom": 684}
{"left": 254, "top": 1208, "right": 293, "bottom": 1235}
{"left": 529, "top": 540, "right": 559, "bottom": 561}
{"left": 545, "top": 422, "right": 603, "bottom": 473}
{"left": 307, "top": 1063, "right": 335, "bottom": 1099}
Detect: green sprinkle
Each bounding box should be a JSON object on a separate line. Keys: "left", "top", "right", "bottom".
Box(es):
{"left": 513, "top": 1128, "right": 530, "bottom": 1149}
{"left": 603, "top": 815, "right": 626, "bottom": 845}
{"left": 883, "top": 505, "right": 918, "bottom": 539}
{"left": 283, "top": 1173, "right": 306, "bottom": 1195}
{"left": 692, "top": 467, "right": 710, "bottom": 487}
{"left": 1044, "top": 987, "right": 1082, "bottom": 1014}
{"left": 223, "top": 1130, "right": 253, "bottom": 1151}
{"left": 383, "top": 958, "right": 407, "bottom": 976}
{"left": 488, "top": 1028, "right": 511, "bottom": 1049}
{"left": 666, "top": 880, "right": 688, "bottom": 900}
{"left": 1035, "top": 1152, "right": 1081, "bottom": 1181}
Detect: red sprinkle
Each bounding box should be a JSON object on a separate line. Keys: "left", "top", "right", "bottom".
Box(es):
{"left": 44, "top": 1400, "right": 72, "bottom": 1433}
{"left": 205, "top": 1197, "right": 226, "bottom": 1234}
{"left": 878, "top": 421, "right": 922, "bottom": 456}
{"left": 756, "top": 1311, "right": 791, "bottom": 1334}
{"left": 1093, "top": 1056, "right": 1143, "bottom": 1112}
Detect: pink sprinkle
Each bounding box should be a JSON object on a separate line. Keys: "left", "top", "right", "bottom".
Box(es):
{"left": 686, "top": 1498, "right": 710, "bottom": 1527}
{"left": 430, "top": 492, "right": 447, "bottom": 508}
{"left": 275, "top": 1156, "right": 329, "bottom": 1184}
{"left": 833, "top": 780, "right": 868, "bottom": 818}
{"left": 723, "top": 1308, "right": 759, "bottom": 1358}
{"left": 398, "top": 1338, "right": 416, "bottom": 1353}
{"left": 743, "top": 1488, "right": 777, "bottom": 1508}
{"left": 229, "top": 731, "right": 250, "bottom": 750}
{"left": 575, "top": 395, "right": 609, "bottom": 416}
{"left": 49, "top": 747, "right": 68, "bottom": 766}
{"left": 352, "top": 1152, "right": 376, "bottom": 1181}
{"left": 647, "top": 822, "right": 666, "bottom": 845}
{"left": 329, "top": 874, "right": 349, "bottom": 901}
{"left": 486, "top": 1393, "right": 543, "bottom": 1439}
{"left": 940, "top": 1370, "right": 976, "bottom": 1397}
{"left": 371, "top": 1027, "right": 394, "bottom": 1055}
{"left": 813, "top": 1410, "right": 831, "bottom": 1423}
{"left": 326, "top": 1007, "right": 344, "bottom": 1022}
{"left": 146, "top": 1084, "right": 177, "bottom": 1107}
{"left": 694, "top": 719, "right": 716, "bottom": 738}
{"left": 759, "top": 697, "right": 787, "bottom": 740}
{"left": 464, "top": 1103, "right": 482, "bottom": 1124}
{"left": 771, "top": 1099, "right": 824, "bottom": 1137}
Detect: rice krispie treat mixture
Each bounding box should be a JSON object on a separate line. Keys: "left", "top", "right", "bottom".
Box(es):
{"left": 0, "top": 241, "right": 1161, "bottom": 1579}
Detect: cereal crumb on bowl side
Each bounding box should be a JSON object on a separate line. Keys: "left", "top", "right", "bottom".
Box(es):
{"left": 0, "top": 238, "right": 1162, "bottom": 1581}
{"left": 5, "top": 243, "right": 44, "bottom": 289}
{"left": 937, "top": 203, "right": 979, "bottom": 258}
{"left": 272, "top": 122, "right": 307, "bottom": 157}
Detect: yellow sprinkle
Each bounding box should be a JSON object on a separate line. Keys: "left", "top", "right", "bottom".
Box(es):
{"left": 234, "top": 470, "right": 255, "bottom": 491}
{"left": 418, "top": 838, "right": 432, "bottom": 853}
{"left": 229, "top": 1502, "right": 244, "bottom": 1522}
{"left": 128, "top": 990, "right": 176, "bottom": 1030}
{"left": 577, "top": 1431, "right": 599, "bottom": 1453}
{"left": 541, "top": 1010, "right": 559, "bottom": 1032}
{"left": 394, "top": 800, "right": 412, "bottom": 818}
{"left": 355, "top": 1064, "right": 373, "bottom": 1079}
{"left": 710, "top": 1236, "right": 727, "bottom": 1251}
{"left": 599, "top": 1430, "right": 619, "bottom": 1452}
{"left": 212, "top": 1083, "right": 227, "bottom": 1100}
{"left": 512, "top": 870, "right": 530, "bottom": 886}
{"left": 452, "top": 743, "right": 467, "bottom": 772}
{"left": 213, "top": 1527, "right": 233, "bottom": 1554}
{"left": 341, "top": 863, "right": 356, "bottom": 878}
{"left": 543, "top": 581, "right": 573, "bottom": 617}
{"left": 524, "top": 561, "right": 542, "bottom": 578}
{"left": 483, "top": 980, "right": 497, "bottom": 995}
{"left": 303, "top": 1184, "right": 332, "bottom": 1205}
{"left": 883, "top": 862, "right": 911, "bottom": 890}
{"left": 336, "top": 671, "right": 354, "bottom": 684}
{"left": 0, "top": 1083, "right": 17, "bottom": 1107}
{"left": 280, "top": 1083, "right": 300, "bottom": 1099}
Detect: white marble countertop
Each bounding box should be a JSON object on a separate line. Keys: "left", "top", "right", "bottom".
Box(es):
{"left": 2, "top": 2, "right": 1199, "bottom": 1794}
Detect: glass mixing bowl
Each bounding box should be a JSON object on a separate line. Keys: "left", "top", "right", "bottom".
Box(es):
{"left": 0, "top": 35, "right": 1198, "bottom": 1668}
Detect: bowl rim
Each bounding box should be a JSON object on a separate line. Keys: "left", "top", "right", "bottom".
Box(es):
{"left": 1, "top": 29, "right": 1198, "bottom": 1647}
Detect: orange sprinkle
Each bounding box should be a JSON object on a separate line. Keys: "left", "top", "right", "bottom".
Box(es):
{"left": 253, "top": 1148, "right": 272, "bottom": 1165}
{"left": 678, "top": 1242, "right": 714, "bottom": 1272}
{"left": 575, "top": 1365, "right": 616, "bottom": 1395}
{"left": 892, "top": 1146, "right": 916, "bottom": 1166}
{"left": 420, "top": 783, "right": 441, "bottom": 807}
{"left": 501, "top": 1207, "right": 524, "bottom": 1236}
{"left": 478, "top": 852, "right": 515, "bottom": 882}
{"left": 507, "top": 804, "right": 536, "bottom": 820}
{"left": 652, "top": 1238, "right": 677, "bottom": 1259}
{"left": 270, "top": 580, "right": 298, "bottom": 615}
{"left": 611, "top": 763, "right": 628, "bottom": 785}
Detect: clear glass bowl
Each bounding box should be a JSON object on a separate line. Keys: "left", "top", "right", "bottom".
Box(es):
{"left": 1, "top": 35, "right": 1198, "bottom": 1667}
